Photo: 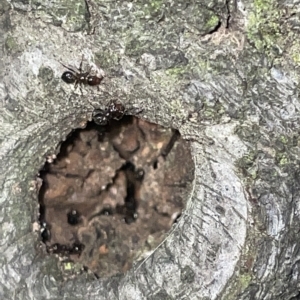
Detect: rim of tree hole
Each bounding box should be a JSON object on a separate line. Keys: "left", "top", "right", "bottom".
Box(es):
{"left": 1, "top": 51, "right": 249, "bottom": 299}
{"left": 37, "top": 113, "right": 195, "bottom": 279}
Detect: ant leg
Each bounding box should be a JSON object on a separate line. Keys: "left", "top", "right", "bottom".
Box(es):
{"left": 79, "top": 54, "right": 84, "bottom": 73}
{"left": 84, "top": 66, "right": 93, "bottom": 79}
{"left": 74, "top": 79, "right": 79, "bottom": 90}
{"left": 59, "top": 62, "right": 77, "bottom": 74}
{"left": 75, "top": 81, "right": 84, "bottom": 95}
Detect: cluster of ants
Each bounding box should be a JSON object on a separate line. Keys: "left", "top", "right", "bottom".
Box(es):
{"left": 40, "top": 210, "right": 85, "bottom": 257}
{"left": 60, "top": 56, "right": 126, "bottom": 125}
{"left": 39, "top": 57, "right": 128, "bottom": 257}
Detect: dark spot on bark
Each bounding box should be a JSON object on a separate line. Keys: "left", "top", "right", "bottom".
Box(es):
{"left": 180, "top": 265, "right": 195, "bottom": 284}
{"left": 216, "top": 205, "right": 225, "bottom": 215}
{"left": 150, "top": 291, "right": 173, "bottom": 300}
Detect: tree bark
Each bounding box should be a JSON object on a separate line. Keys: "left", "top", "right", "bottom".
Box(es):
{"left": 1, "top": 0, "right": 300, "bottom": 299}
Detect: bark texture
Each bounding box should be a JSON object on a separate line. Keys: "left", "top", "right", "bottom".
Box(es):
{"left": 1, "top": 0, "right": 300, "bottom": 299}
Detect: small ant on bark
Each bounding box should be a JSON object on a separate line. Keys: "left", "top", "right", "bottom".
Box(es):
{"left": 60, "top": 57, "right": 132, "bottom": 125}
{"left": 60, "top": 55, "right": 104, "bottom": 91}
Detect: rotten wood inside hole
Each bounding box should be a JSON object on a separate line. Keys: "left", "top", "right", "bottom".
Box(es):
{"left": 38, "top": 116, "right": 195, "bottom": 278}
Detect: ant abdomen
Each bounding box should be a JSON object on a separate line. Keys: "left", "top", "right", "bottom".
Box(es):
{"left": 87, "top": 75, "right": 103, "bottom": 86}
{"left": 61, "top": 71, "right": 76, "bottom": 84}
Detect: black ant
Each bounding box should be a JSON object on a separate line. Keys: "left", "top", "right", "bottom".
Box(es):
{"left": 67, "top": 209, "right": 81, "bottom": 226}
{"left": 40, "top": 221, "right": 51, "bottom": 242}
{"left": 60, "top": 55, "right": 104, "bottom": 91}
{"left": 92, "top": 102, "right": 126, "bottom": 125}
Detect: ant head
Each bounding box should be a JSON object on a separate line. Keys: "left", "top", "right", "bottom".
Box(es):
{"left": 92, "top": 109, "right": 111, "bottom": 126}
{"left": 61, "top": 71, "right": 76, "bottom": 84}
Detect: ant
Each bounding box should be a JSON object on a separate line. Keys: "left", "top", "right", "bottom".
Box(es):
{"left": 60, "top": 57, "right": 131, "bottom": 126}
{"left": 60, "top": 55, "right": 104, "bottom": 92}
{"left": 47, "top": 242, "right": 85, "bottom": 257}
{"left": 40, "top": 221, "right": 51, "bottom": 242}
{"left": 67, "top": 209, "right": 81, "bottom": 226}
{"left": 92, "top": 102, "right": 126, "bottom": 125}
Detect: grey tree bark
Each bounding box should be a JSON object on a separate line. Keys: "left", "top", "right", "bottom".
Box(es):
{"left": 1, "top": 0, "right": 300, "bottom": 299}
